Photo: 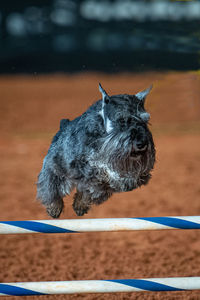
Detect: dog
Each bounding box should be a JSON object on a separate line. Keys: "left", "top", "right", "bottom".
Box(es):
{"left": 37, "top": 83, "right": 156, "bottom": 218}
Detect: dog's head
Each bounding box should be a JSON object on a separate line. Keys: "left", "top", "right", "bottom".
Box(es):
{"left": 99, "top": 83, "right": 154, "bottom": 155}
{"left": 96, "top": 83, "right": 155, "bottom": 178}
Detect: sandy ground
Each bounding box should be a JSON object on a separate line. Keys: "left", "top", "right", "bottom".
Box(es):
{"left": 0, "top": 71, "right": 200, "bottom": 299}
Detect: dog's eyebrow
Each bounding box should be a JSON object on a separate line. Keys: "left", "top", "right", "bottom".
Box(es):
{"left": 132, "top": 116, "right": 142, "bottom": 122}
{"left": 132, "top": 115, "right": 147, "bottom": 125}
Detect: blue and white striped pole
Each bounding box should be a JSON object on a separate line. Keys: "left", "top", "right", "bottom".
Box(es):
{"left": 0, "top": 277, "right": 200, "bottom": 296}
{"left": 0, "top": 216, "right": 200, "bottom": 234}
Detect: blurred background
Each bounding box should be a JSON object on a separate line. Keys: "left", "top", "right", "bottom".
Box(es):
{"left": 0, "top": 0, "right": 200, "bottom": 73}
{"left": 1, "top": 2, "right": 200, "bottom": 300}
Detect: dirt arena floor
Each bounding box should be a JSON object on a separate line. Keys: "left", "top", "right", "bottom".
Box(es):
{"left": 0, "top": 71, "right": 200, "bottom": 299}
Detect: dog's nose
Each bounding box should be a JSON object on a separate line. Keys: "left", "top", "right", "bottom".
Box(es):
{"left": 131, "top": 127, "right": 148, "bottom": 151}
{"left": 135, "top": 134, "right": 148, "bottom": 151}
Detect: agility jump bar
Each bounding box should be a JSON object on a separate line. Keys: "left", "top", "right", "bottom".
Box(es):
{"left": 0, "top": 277, "right": 200, "bottom": 296}
{"left": 0, "top": 216, "right": 200, "bottom": 234}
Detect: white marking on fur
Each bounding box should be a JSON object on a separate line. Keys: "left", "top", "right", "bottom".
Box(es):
{"left": 99, "top": 111, "right": 113, "bottom": 134}
{"left": 101, "top": 163, "right": 120, "bottom": 181}
{"left": 140, "top": 112, "right": 150, "bottom": 122}
{"left": 105, "top": 117, "right": 113, "bottom": 133}
{"left": 99, "top": 83, "right": 107, "bottom": 124}
{"left": 90, "top": 161, "right": 120, "bottom": 182}
{"left": 99, "top": 108, "right": 104, "bottom": 120}
{"left": 101, "top": 100, "right": 105, "bottom": 123}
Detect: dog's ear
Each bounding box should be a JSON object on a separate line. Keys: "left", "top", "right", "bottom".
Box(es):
{"left": 135, "top": 84, "right": 153, "bottom": 102}
{"left": 98, "top": 83, "right": 113, "bottom": 133}
{"left": 99, "top": 83, "right": 110, "bottom": 104}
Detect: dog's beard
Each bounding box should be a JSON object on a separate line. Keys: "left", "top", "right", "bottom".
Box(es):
{"left": 98, "top": 131, "right": 154, "bottom": 178}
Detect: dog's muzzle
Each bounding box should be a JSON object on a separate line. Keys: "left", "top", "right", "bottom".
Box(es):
{"left": 130, "top": 126, "right": 148, "bottom": 155}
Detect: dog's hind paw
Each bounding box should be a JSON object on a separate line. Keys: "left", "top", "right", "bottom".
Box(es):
{"left": 46, "top": 199, "right": 64, "bottom": 218}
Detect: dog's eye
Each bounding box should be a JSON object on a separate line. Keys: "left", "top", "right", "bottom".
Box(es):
{"left": 105, "top": 97, "right": 109, "bottom": 104}
{"left": 127, "top": 117, "right": 132, "bottom": 125}
{"left": 118, "top": 118, "right": 125, "bottom": 126}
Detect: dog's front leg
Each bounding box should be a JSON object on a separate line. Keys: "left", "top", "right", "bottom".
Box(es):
{"left": 72, "top": 191, "right": 92, "bottom": 216}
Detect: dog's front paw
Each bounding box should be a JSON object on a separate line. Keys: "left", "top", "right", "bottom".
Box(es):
{"left": 73, "top": 191, "right": 91, "bottom": 216}
{"left": 73, "top": 203, "right": 89, "bottom": 217}
{"left": 72, "top": 201, "right": 90, "bottom": 216}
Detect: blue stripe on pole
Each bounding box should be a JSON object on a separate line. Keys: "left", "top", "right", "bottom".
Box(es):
{"left": 136, "top": 217, "right": 200, "bottom": 229}
{"left": 0, "top": 221, "right": 77, "bottom": 233}
{"left": 108, "top": 279, "right": 184, "bottom": 291}
{"left": 0, "top": 284, "right": 45, "bottom": 296}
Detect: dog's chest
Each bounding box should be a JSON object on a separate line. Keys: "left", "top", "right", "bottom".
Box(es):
{"left": 88, "top": 160, "right": 138, "bottom": 192}
{"left": 89, "top": 160, "right": 120, "bottom": 182}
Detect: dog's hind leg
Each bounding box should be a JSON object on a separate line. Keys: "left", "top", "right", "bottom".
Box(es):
{"left": 46, "top": 196, "right": 64, "bottom": 218}
{"left": 37, "top": 168, "right": 64, "bottom": 218}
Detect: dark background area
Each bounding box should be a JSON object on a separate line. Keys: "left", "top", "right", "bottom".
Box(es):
{"left": 0, "top": 0, "right": 200, "bottom": 73}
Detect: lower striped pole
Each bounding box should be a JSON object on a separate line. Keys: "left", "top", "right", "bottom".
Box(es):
{"left": 0, "top": 277, "right": 200, "bottom": 296}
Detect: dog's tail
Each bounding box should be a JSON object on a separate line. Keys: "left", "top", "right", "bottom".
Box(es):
{"left": 51, "top": 119, "right": 70, "bottom": 144}
{"left": 60, "top": 118, "right": 70, "bottom": 130}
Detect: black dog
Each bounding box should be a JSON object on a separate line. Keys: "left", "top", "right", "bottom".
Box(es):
{"left": 37, "top": 84, "right": 156, "bottom": 217}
